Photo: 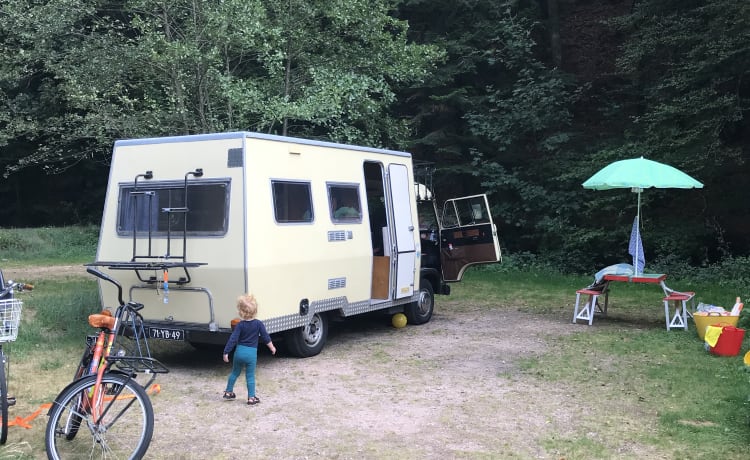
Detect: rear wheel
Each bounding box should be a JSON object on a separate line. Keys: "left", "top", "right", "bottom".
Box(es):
{"left": 0, "top": 350, "right": 8, "bottom": 445}
{"left": 405, "top": 278, "right": 434, "bottom": 325}
{"left": 284, "top": 312, "right": 328, "bottom": 358}
{"left": 45, "top": 373, "right": 154, "bottom": 460}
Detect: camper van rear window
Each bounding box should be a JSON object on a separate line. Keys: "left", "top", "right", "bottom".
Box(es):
{"left": 116, "top": 180, "right": 230, "bottom": 236}
{"left": 272, "top": 180, "right": 313, "bottom": 224}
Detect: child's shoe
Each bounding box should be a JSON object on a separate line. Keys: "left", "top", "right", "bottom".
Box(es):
{"left": 223, "top": 391, "right": 236, "bottom": 400}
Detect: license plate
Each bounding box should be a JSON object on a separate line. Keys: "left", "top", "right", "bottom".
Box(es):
{"left": 148, "top": 327, "right": 185, "bottom": 341}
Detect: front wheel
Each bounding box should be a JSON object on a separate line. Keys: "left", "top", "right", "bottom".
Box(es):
{"left": 284, "top": 312, "right": 328, "bottom": 358}
{"left": 45, "top": 373, "right": 154, "bottom": 460}
{"left": 0, "top": 350, "right": 8, "bottom": 445}
{"left": 405, "top": 278, "right": 434, "bottom": 325}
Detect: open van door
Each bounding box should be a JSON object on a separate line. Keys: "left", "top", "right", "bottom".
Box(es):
{"left": 439, "top": 194, "right": 501, "bottom": 281}
{"left": 388, "top": 164, "right": 417, "bottom": 298}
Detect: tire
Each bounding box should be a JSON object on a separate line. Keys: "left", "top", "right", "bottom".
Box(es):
{"left": 284, "top": 312, "right": 328, "bottom": 358}
{"left": 45, "top": 373, "right": 154, "bottom": 460}
{"left": 405, "top": 278, "right": 434, "bottom": 325}
{"left": 0, "top": 350, "right": 7, "bottom": 445}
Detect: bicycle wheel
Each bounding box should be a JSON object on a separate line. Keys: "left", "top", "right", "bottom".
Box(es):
{"left": 0, "top": 349, "right": 7, "bottom": 445}
{"left": 45, "top": 373, "right": 154, "bottom": 460}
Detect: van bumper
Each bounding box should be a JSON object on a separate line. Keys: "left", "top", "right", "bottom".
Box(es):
{"left": 143, "top": 320, "right": 231, "bottom": 345}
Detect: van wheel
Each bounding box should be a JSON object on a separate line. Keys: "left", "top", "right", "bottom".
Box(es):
{"left": 405, "top": 278, "right": 434, "bottom": 325}
{"left": 285, "top": 312, "right": 328, "bottom": 358}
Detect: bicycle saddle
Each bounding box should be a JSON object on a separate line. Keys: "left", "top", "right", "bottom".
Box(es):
{"left": 89, "top": 313, "right": 117, "bottom": 330}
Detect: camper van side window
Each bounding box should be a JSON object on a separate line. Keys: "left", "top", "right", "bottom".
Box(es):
{"left": 116, "top": 180, "right": 230, "bottom": 236}
{"left": 328, "top": 184, "right": 362, "bottom": 222}
{"left": 272, "top": 181, "right": 313, "bottom": 224}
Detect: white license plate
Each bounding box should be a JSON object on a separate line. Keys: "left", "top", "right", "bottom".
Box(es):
{"left": 148, "top": 327, "right": 185, "bottom": 341}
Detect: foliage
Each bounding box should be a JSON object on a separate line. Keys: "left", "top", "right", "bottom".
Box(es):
{"left": 1, "top": 0, "right": 750, "bottom": 271}
{"left": 0, "top": 225, "right": 98, "bottom": 265}
{"left": 600, "top": 0, "right": 750, "bottom": 262}
{"left": 0, "top": 0, "right": 440, "bottom": 174}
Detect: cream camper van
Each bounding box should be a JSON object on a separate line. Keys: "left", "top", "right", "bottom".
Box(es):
{"left": 90, "top": 132, "right": 501, "bottom": 357}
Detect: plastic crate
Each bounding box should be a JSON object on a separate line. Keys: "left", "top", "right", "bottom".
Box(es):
{"left": 693, "top": 313, "right": 738, "bottom": 341}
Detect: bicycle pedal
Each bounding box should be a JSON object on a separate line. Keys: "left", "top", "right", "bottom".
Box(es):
{"left": 7, "top": 396, "right": 16, "bottom": 406}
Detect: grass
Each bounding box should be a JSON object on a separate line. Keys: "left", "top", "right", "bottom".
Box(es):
{"left": 0, "top": 226, "right": 99, "bottom": 267}
{"left": 1, "top": 226, "right": 750, "bottom": 458}
{"left": 450, "top": 268, "right": 750, "bottom": 459}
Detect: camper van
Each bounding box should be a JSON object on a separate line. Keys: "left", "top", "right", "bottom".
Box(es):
{"left": 91, "top": 132, "right": 501, "bottom": 357}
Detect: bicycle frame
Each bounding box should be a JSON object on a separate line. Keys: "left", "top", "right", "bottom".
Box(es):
{"left": 46, "top": 267, "right": 168, "bottom": 459}
{"left": 79, "top": 285, "right": 162, "bottom": 425}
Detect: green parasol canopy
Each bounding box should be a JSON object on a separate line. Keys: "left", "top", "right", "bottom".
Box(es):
{"left": 582, "top": 157, "right": 703, "bottom": 275}
{"left": 582, "top": 157, "right": 703, "bottom": 190}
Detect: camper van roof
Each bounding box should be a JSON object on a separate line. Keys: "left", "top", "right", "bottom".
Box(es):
{"left": 114, "top": 131, "right": 411, "bottom": 158}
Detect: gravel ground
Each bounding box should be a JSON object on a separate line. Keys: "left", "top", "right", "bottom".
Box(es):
{"left": 2, "top": 265, "right": 666, "bottom": 459}
{"left": 144, "top": 306, "right": 586, "bottom": 459}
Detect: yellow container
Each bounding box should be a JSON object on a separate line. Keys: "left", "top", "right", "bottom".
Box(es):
{"left": 693, "top": 314, "right": 739, "bottom": 341}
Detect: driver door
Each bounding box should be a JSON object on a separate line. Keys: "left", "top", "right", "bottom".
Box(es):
{"left": 439, "top": 194, "right": 501, "bottom": 281}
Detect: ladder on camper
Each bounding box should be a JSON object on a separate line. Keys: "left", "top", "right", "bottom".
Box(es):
{"left": 88, "top": 168, "right": 206, "bottom": 285}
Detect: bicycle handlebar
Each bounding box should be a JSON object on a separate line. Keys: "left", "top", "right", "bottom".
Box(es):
{"left": 0, "top": 280, "right": 34, "bottom": 298}
{"left": 86, "top": 267, "right": 125, "bottom": 307}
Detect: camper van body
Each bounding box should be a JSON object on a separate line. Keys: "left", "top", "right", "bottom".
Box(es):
{"left": 92, "top": 132, "right": 500, "bottom": 357}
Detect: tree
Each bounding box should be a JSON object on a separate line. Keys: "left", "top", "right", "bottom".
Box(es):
{"left": 0, "top": 0, "right": 439, "bottom": 174}
{"left": 399, "top": 1, "right": 579, "bottom": 256}
{"left": 0, "top": 0, "right": 438, "bottom": 224}
{"left": 607, "top": 0, "right": 750, "bottom": 262}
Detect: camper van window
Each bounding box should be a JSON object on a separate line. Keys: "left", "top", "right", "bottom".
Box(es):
{"left": 328, "top": 184, "right": 361, "bottom": 222}
{"left": 116, "top": 180, "right": 230, "bottom": 236}
{"left": 442, "top": 196, "right": 490, "bottom": 228}
{"left": 271, "top": 180, "right": 313, "bottom": 223}
{"left": 456, "top": 196, "right": 490, "bottom": 225}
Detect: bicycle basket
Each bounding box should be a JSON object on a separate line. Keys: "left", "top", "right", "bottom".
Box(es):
{"left": 0, "top": 298, "right": 22, "bottom": 342}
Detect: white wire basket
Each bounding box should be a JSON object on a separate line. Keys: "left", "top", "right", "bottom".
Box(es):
{"left": 0, "top": 298, "right": 22, "bottom": 342}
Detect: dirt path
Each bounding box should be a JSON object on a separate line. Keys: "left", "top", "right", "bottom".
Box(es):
{"left": 4, "top": 265, "right": 89, "bottom": 281}
{"left": 3, "top": 265, "right": 666, "bottom": 459}
{"left": 147, "top": 308, "right": 584, "bottom": 459}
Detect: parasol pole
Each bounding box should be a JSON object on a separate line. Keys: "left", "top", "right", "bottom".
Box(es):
{"left": 635, "top": 188, "right": 642, "bottom": 276}
{"left": 635, "top": 187, "right": 642, "bottom": 276}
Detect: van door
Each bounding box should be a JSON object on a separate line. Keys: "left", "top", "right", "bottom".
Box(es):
{"left": 388, "top": 164, "right": 416, "bottom": 298}
{"left": 439, "top": 194, "right": 501, "bottom": 281}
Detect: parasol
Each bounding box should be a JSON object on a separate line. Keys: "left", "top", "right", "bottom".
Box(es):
{"left": 582, "top": 157, "right": 703, "bottom": 275}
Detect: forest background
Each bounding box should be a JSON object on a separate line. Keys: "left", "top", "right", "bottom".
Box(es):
{"left": 0, "top": 0, "right": 748, "bottom": 275}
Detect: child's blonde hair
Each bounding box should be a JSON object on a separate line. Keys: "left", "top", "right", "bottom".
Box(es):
{"left": 236, "top": 294, "right": 258, "bottom": 320}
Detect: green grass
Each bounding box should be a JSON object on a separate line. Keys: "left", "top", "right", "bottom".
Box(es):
{"left": 2, "top": 226, "right": 750, "bottom": 458}
{"left": 450, "top": 267, "right": 750, "bottom": 459}
{"left": 14, "top": 277, "right": 100, "bottom": 353}
{"left": 0, "top": 225, "right": 98, "bottom": 266}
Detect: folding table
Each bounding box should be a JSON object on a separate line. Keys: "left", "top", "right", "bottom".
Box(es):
{"left": 573, "top": 273, "right": 695, "bottom": 330}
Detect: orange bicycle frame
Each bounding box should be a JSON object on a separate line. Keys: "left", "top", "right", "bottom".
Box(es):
{"left": 86, "top": 312, "right": 118, "bottom": 423}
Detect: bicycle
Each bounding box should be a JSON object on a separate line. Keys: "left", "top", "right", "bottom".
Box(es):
{"left": 0, "top": 272, "right": 32, "bottom": 445}
{"left": 45, "top": 267, "right": 169, "bottom": 459}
